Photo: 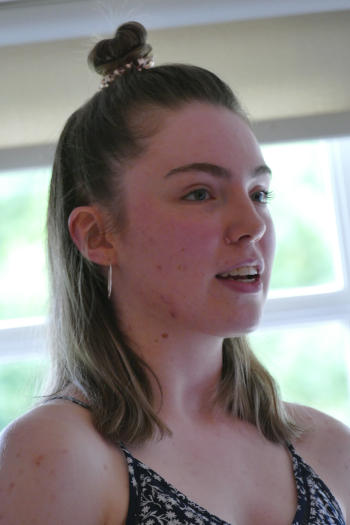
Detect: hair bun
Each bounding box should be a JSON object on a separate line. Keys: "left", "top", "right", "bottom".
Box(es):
{"left": 88, "top": 21, "right": 153, "bottom": 76}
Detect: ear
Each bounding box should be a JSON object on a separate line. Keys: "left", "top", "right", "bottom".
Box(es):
{"left": 68, "top": 206, "right": 117, "bottom": 266}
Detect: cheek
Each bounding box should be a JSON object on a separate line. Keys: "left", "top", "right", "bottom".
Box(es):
{"left": 133, "top": 220, "right": 218, "bottom": 302}
{"left": 132, "top": 208, "right": 218, "bottom": 258}
{"left": 125, "top": 216, "right": 214, "bottom": 309}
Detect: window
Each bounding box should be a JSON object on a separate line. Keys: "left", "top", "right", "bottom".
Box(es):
{"left": 250, "top": 321, "right": 350, "bottom": 425}
{"left": 1, "top": 135, "right": 350, "bottom": 430}
{"left": 0, "top": 163, "right": 50, "bottom": 427}
{"left": 0, "top": 356, "right": 46, "bottom": 428}
{"left": 252, "top": 136, "right": 350, "bottom": 425}
{"left": 0, "top": 166, "right": 50, "bottom": 320}
{"left": 263, "top": 139, "right": 343, "bottom": 294}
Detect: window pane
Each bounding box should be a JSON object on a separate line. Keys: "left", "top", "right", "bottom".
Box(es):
{"left": 261, "top": 140, "right": 343, "bottom": 294}
{"left": 0, "top": 167, "right": 50, "bottom": 320}
{"left": 0, "top": 357, "right": 47, "bottom": 430}
{"left": 250, "top": 322, "right": 350, "bottom": 425}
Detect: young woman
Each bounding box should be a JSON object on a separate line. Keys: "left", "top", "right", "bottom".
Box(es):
{"left": 0, "top": 21, "right": 349, "bottom": 525}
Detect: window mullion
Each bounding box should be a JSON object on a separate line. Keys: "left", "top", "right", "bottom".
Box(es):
{"left": 0, "top": 323, "right": 46, "bottom": 362}
{"left": 262, "top": 289, "right": 350, "bottom": 328}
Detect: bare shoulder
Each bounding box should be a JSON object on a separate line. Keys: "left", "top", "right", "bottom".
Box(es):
{"left": 286, "top": 402, "right": 350, "bottom": 454}
{"left": 0, "top": 402, "right": 129, "bottom": 525}
{"left": 286, "top": 402, "right": 350, "bottom": 518}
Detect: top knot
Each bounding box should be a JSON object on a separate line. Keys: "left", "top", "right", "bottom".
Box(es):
{"left": 88, "top": 21, "right": 153, "bottom": 77}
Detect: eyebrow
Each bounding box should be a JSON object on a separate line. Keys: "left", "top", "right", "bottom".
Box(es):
{"left": 164, "top": 162, "right": 272, "bottom": 179}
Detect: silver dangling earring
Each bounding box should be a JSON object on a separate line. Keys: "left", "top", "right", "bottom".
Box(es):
{"left": 107, "top": 264, "right": 112, "bottom": 299}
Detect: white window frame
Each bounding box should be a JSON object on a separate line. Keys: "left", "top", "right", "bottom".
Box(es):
{"left": 1, "top": 113, "right": 350, "bottom": 361}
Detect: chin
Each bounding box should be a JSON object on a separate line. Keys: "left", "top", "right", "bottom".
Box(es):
{"left": 222, "top": 314, "right": 263, "bottom": 338}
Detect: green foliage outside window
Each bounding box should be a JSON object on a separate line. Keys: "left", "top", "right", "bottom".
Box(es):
{"left": 250, "top": 322, "right": 350, "bottom": 426}
{"left": 0, "top": 358, "right": 46, "bottom": 430}
{"left": 262, "top": 140, "right": 340, "bottom": 291}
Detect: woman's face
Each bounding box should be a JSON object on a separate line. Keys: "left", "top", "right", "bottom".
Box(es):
{"left": 113, "top": 102, "right": 275, "bottom": 338}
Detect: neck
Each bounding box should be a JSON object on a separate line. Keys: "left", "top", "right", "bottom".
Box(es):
{"left": 124, "top": 320, "right": 225, "bottom": 422}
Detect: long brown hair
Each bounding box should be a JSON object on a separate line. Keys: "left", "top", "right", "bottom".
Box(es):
{"left": 45, "top": 21, "right": 300, "bottom": 445}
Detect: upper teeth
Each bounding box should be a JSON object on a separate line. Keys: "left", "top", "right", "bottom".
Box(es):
{"left": 219, "top": 266, "right": 258, "bottom": 278}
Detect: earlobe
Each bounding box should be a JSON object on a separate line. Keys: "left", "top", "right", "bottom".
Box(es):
{"left": 68, "top": 206, "right": 117, "bottom": 265}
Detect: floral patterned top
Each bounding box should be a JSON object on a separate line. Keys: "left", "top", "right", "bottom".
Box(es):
{"left": 121, "top": 443, "right": 346, "bottom": 525}
{"left": 48, "top": 397, "right": 345, "bottom": 525}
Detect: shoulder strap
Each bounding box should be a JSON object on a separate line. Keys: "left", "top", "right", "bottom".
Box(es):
{"left": 45, "top": 395, "right": 91, "bottom": 410}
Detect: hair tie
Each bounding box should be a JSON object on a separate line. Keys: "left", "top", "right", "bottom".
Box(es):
{"left": 99, "top": 56, "right": 155, "bottom": 90}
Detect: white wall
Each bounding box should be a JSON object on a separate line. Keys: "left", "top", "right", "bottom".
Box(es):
{"left": 0, "top": 10, "right": 349, "bottom": 148}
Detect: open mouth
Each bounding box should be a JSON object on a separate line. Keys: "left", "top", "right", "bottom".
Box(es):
{"left": 216, "top": 266, "right": 260, "bottom": 283}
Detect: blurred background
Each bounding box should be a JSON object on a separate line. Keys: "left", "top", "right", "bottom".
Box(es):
{"left": 1, "top": 0, "right": 350, "bottom": 429}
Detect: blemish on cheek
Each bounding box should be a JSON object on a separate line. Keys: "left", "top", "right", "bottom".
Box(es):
{"left": 34, "top": 455, "right": 45, "bottom": 467}
{"left": 15, "top": 452, "right": 21, "bottom": 458}
{"left": 170, "top": 311, "right": 176, "bottom": 319}
{"left": 8, "top": 482, "right": 15, "bottom": 492}
{"left": 156, "top": 264, "right": 162, "bottom": 271}
{"left": 49, "top": 468, "right": 56, "bottom": 477}
{"left": 161, "top": 333, "right": 169, "bottom": 339}
{"left": 154, "top": 338, "right": 159, "bottom": 343}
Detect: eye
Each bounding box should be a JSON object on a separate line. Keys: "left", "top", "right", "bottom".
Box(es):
{"left": 251, "top": 190, "right": 273, "bottom": 204}
{"left": 183, "top": 188, "right": 212, "bottom": 201}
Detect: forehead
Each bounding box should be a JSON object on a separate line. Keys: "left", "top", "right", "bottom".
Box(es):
{"left": 140, "top": 102, "right": 263, "bottom": 169}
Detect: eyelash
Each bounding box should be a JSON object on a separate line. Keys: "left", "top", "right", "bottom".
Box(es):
{"left": 183, "top": 188, "right": 274, "bottom": 204}
{"left": 252, "top": 190, "right": 274, "bottom": 204}
{"left": 183, "top": 188, "right": 212, "bottom": 201}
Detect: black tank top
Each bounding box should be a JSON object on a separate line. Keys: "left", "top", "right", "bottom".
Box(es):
{"left": 121, "top": 443, "right": 345, "bottom": 525}
{"left": 50, "top": 396, "right": 346, "bottom": 525}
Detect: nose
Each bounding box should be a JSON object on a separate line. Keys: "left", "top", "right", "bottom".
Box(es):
{"left": 223, "top": 196, "right": 267, "bottom": 245}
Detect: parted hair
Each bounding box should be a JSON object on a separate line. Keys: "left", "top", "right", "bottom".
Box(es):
{"left": 46, "top": 21, "right": 300, "bottom": 445}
